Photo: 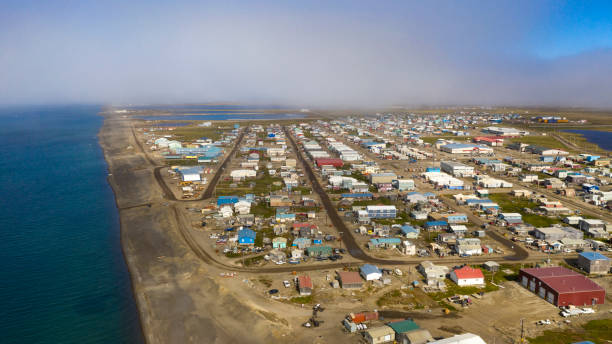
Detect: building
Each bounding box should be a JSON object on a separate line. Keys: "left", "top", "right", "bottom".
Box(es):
{"left": 297, "top": 275, "right": 313, "bottom": 295}
{"left": 364, "top": 326, "right": 395, "bottom": 344}
{"left": 418, "top": 261, "right": 449, "bottom": 286}
{"left": 440, "top": 143, "right": 493, "bottom": 154}
{"left": 179, "top": 167, "right": 202, "bottom": 182}
{"left": 484, "top": 261, "right": 500, "bottom": 272}
{"left": 315, "top": 158, "right": 344, "bottom": 168}
{"left": 306, "top": 245, "right": 332, "bottom": 257}
{"left": 440, "top": 161, "right": 475, "bottom": 177}
{"left": 577, "top": 252, "right": 610, "bottom": 275}
{"left": 360, "top": 264, "right": 383, "bottom": 281}
{"left": 519, "top": 267, "right": 606, "bottom": 306}
{"left": 337, "top": 271, "right": 363, "bottom": 289}
{"left": 237, "top": 228, "right": 256, "bottom": 245}
{"left": 370, "top": 172, "right": 397, "bottom": 184}
{"left": 367, "top": 205, "right": 397, "bottom": 219}
{"left": 579, "top": 219, "right": 606, "bottom": 232}
{"left": 450, "top": 266, "right": 485, "bottom": 286}
{"left": 272, "top": 237, "right": 287, "bottom": 249}
{"left": 393, "top": 179, "right": 415, "bottom": 191}
{"left": 386, "top": 320, "right": 423, "bottom": 344}
{"left": 534, "top": 226, "right": 584, "bottom": 241}
{"left": 473, "top": 136, "right": 504, "bottom": 146}
{"left": 429, "top": 333, "right": 487, "bottom": 344}
{"left": 456, "top": 238, "right": 482, "bottom": 256}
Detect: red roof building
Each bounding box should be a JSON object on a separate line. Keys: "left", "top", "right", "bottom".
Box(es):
{"left": 297, "top": 275, "right": 313, "bottom": 296}
{"left": 519, "top": 267, "right": 605, "bottom": 306}
{"left": 473, "top": 136, "right": 505, "bottom": 146}
{"left": 315, "top": 158, "right": 344, "bottom": 168}
{"left": 337, "top": 271, "right": 363, "bottom": 289}
{"left": 450, "top": 266, "right": 485, "bottom": 286}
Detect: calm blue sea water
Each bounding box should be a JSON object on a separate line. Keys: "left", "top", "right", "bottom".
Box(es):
{"left": 0, "top": 105, "right": 143, "bottom": 344}
{"left": 565, "top": 129, "right": 612, "bottom": 151}
{"left": 136, "top": 113, "right": 304, "bottom": 121}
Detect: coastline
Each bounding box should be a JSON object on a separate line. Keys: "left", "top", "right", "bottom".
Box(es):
{"left": 97, "top": 112, "right": 299, "bottom": 343}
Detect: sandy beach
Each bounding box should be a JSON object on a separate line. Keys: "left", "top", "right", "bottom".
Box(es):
{"left": 99, "top": 113, "right": 301, "bottom": 343}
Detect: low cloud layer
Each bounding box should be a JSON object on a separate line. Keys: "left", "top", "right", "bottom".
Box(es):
{"left": 1, "top": 1, "right": 611, "bottom": 108}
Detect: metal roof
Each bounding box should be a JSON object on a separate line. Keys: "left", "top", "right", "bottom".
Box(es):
{"left": 579, "top": 251, "right": 610, "bottom": 261}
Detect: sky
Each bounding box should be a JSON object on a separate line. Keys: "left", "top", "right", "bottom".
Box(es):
{"left": 1, "top": 0, "right": 611, "bottom": 108}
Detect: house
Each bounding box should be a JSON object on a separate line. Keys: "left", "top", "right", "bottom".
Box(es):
{"left": 234, "top": 200, "right": 251, "bottom": 215}
{"left": 272, "top": 237, "right": 287, "bottom": 249}
{"left": 292, "top": 237, "right": 311, "bottom": 249}
{"left": 402, "top": 241, "right": 416, "bottom": 255}
{"left": 306, "top": 245, "right": 332, "bottom": 257}
{"left": 450, "top": 266, "right": 485, "bottom": 286}
{"left": 297, "top": 275, "right": 313, "bottom": 296}
{"left": 425, "top": 221, "right": 449, "bottom": 231}
{"left": 386, "top": 320, "right": 422, "bottom": 344}
{"left": 483, "top": 261, "right": 500, "bottom": 272}
{"left": 577, "top": 252, "right": 610, "bottom": 275}
{"left": 399, "top": 329, "right": 434, "bottom": 344}
{"left": 519, "top": 267, "right": 605, "bottom": 306}
{"left": 237, "top": 228, "right": 256, "bottom": 245}
{"left": 449, "top": 225, "right": 468, "bottom": 237}
{"left": 400, "top": 225, "right": 420, "bottom": 239}
{"left": 219, "top": 205, "right": 233, "bottom": 218}
{"left": 456, "top": 238, "right": 482, "bottom": 256}
{"left": 369, "top": 238, "right": 402, "bottom": 249}
{"left": 444, "top": 213, "right": 468, "bottom": 224}
{"left": 364, "top": 326, "right": 395, "bottom": 344}
{"left": 405, "top": 192, "right": 427, "bottom": 204}
{"left": 360, "top": 264, "right": 383, "bottom": 281}
{"left": 418, "top": 261, "right": 449, "bottom": 286}
{"left": 337, "top": 271, "right": 363, "bottom": 289}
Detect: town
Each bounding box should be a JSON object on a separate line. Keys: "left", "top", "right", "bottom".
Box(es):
{"left": 132, "top": 110, "right": 611, "bottom": 343}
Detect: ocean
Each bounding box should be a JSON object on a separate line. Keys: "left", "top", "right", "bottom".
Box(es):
{"left": 564, "top": 129, "right": 612, "bottom": 151}
{"left": 0, "top": 105, "right": 143, "bottom": 344}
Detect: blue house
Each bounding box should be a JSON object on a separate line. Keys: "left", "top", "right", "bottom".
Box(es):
{"left": 369, "top": 238, "right": 402, "bottom": 248}
{"left": 400, "top": 225, "right": 420, "bottom": 238}
{"left": 217, "top": 196, "right": 239, "bottom": 206}
{"left": 237, "top": 229, "right": 256, "bottom": 245}
{"left": 425, "top": 221, "right": 448, "bottom": 231}
{"left": 445, "top": 213, "right": 468, "bottom": 224}
{"left": 293, "top": 237, "right": 311, "bottom": 249}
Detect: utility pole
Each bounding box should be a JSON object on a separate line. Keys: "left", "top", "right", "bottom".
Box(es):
{"left": 520, "top": 318, "right": 525, "bottom": 343}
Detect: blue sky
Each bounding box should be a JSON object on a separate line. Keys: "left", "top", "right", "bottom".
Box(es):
{"left": 0, "top": 0, "right": 611, "bottom": 107}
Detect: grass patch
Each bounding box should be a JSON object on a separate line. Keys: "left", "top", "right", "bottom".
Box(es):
{"left": 488, "top": 193, "right": 561, "bottom": 227}
{"left": 527, "top": 319, "right": 612, "bottom": 344}
{"left": 160, "top": 126, "right": 230, "bottom": 141}
{"left": 251, "top": 202, "right": 275, "bottom": 218}
{"left": 165, "top": 159, "right": 201, "bottom": 166}
{"left": 290, "top": 295, "right": 314, "bottom": 304}
{"left": 258, "top": 277, "right": 273, "bottom": 288}
{"left": 509, "top": 135, "right": 575, "bottom": 152}
{"left": 243, "top": 255, "right": 265, "bottom": 266}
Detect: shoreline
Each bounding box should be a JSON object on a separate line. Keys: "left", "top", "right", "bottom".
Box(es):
{"left": 98, "top": 113, "right": 150, "bottom": 343}
{"left": 97, "top": 111, "right": 301, "bottom": 343}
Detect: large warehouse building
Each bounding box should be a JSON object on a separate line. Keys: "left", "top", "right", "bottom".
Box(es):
{"left": 519, "top": 267, "right": 605, "bottom": 306}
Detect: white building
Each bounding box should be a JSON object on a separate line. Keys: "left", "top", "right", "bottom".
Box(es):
{"left": 230, "top": 169, "right": 256, "bottom": 181}
{"left": 402, "top": 241, "right": 416, "bottom": 255}
{"left": 441, "top": 161, "right": 475, "bottom": 177}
